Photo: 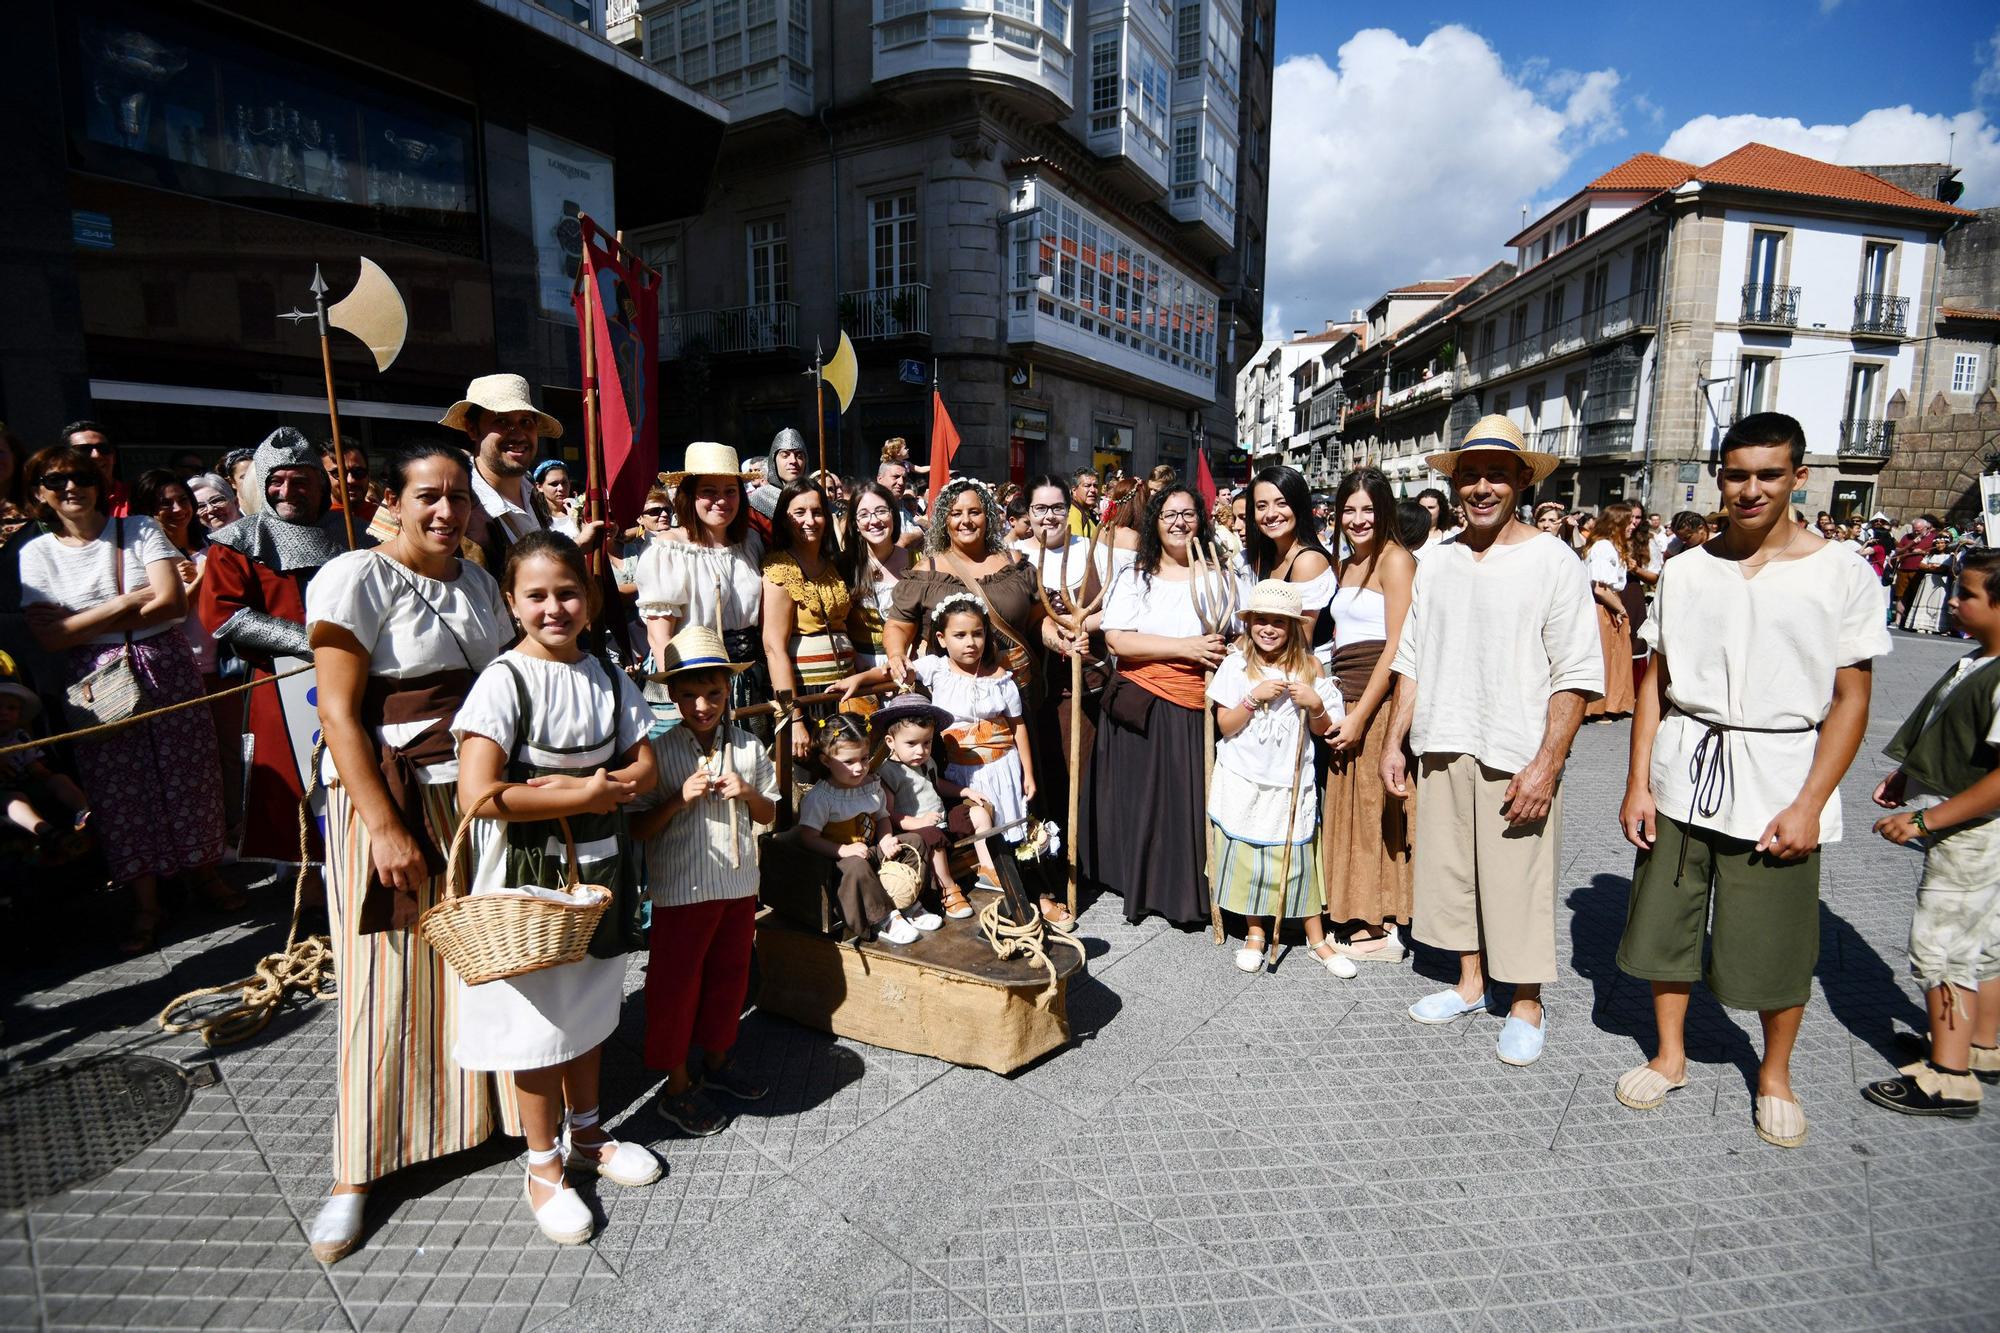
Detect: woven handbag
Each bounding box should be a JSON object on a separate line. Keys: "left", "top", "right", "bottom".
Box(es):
{"left": 63, "top": 518, "right": 145, "bottom": 729}
{"left": 419, "top": 784, "right": 611, "bottom": 986}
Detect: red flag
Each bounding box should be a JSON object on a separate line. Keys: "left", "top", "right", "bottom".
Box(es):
{"left": 1193, "top": 444, "right": 1218, "bottom": 511}
{"left": 927, "top": 390, "right": 960, "bottom": 507}
{"left": 572, "top": 215, "right": 660, "bottom": 529}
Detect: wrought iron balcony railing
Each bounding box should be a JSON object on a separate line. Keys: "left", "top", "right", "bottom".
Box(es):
{"left": 1534, "top": 424, "right": 1580, "bottom": 459}
{"left": 664, "top": 301, "right": 800, "bottom": 358}
{"left": 1740, "top": 283, "right": 1801, "bottom": 328}
{"left": 841, "top": 283, "right": 930, "bottom": 340}
{"left": 1852, "top": 293, "right": 1909, "bottom": 338}
{"left": 1838, "top": 418, "right": 1894, "bottom": 459}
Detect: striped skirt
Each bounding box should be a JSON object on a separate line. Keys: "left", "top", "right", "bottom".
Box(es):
{"left": 324, "top": 782, "right": 508, "bottom": 1185}
{"left": 1212, "top": 829, "right": 1325, "bottom": 921}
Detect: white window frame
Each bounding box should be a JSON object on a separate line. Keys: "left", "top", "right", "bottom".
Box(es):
{"left": 868, "top": 190, "right": 919, "bottom": 290}
{"left": 747, "top": 217, "right": 789, "bottom": 306}
{"left": 1951, "top": 351, "right": 1982, "bottom": 395}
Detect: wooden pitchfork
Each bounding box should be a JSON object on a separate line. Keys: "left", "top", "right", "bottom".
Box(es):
{"left": 1187, "top": 539, "right": 1240, "bottom": 945}
{"left": 1033, "top": 522, "right": 1115, "bottom": 919}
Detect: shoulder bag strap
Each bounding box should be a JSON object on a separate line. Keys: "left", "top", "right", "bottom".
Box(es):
{"left": 372, "top": 551, "right": 478, "bottom": 670}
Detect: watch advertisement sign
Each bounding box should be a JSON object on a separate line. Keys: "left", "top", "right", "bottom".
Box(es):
{"left": 527, "top": 127, "right": 613, "bottom": 322}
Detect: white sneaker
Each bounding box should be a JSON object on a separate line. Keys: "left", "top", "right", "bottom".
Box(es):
{"left": 307, "top": 1193, "right": 365, "bottom": 1264}
{"left": 524, "top": 1166, "right": 593, "bottom": 1245}
{"left": 907, "top": 909, "right": 944, "bottom": 931}
{"left": 880, "top": 912, "right": 919, "bottom": 945}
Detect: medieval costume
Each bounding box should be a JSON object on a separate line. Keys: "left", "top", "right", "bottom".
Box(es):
{"left": 745, "top": 427, "right": 807, "bottom": 544}
{"left": 198, "top": 427, "right": 346, "bottom": 861}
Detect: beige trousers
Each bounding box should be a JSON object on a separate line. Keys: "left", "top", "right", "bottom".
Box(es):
{"left": 1411, "top": 752, "right": 1561, "bottom": 984}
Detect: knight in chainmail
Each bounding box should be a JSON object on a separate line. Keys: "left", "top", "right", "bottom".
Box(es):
{"left": 744, "top": 427, "right": 808, "bottom": 544}
{"left": 196, "top": 426, "right": 348, "bottom": 861}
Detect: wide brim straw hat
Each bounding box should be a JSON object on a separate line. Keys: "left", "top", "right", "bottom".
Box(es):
{"left": 870, "top": 690, "right": 955, "bottom": 739}
{"left": 1425, "top": 414, "right": 1560, "bottom": 486}
{"left": 1241, "top": 578, "right": 1303, "bottom": 620}
{"left": 660, "top": 441, "right": 759, "bottom": 486}
{"left": 651, "top": 625, "right": 750, "bottom": 681}
{"left": 439, "top": 373, "right": 564, "bottom": 438}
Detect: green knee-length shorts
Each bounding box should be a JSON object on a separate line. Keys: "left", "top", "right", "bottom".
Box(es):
{"left": 1615, "top": 814, "right": 1821, "bottom": 1011}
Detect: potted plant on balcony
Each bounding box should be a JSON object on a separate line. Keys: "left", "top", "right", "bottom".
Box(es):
{"left": 890, "top": 290, "right": 915, "bottom": 333}
{"left": 838, "top": 294, "right": 860, "bottom": 327}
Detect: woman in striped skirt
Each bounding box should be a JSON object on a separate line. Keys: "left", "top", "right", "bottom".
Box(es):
{"left": 303, "top": 443, "right": 515, "bottom": 1264}
{"left": 761, "top": 478, "right": 854, "bottom": 763}
{"left": 1208, "top": 581, "right": 1349, "bottom": 976}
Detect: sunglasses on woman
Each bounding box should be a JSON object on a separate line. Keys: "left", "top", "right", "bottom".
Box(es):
{"left": 38, "top": 471, "right": 99, "bottom": 491}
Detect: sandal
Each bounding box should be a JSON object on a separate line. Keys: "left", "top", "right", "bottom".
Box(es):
{"left": 564, "top": 1107, "right": 662, "bottom": 1186}
{"left": 119, "top": 908, "right": 162, "bottom": 956}
{"left": 1308, "top": 939, "right": 1358, "bottom": 979}
{"left": 193, "top": 873, "right": 248, "bottom": 912}
{"left": 655, "top": 1086, "right": 730, "bottom": 1137}
{"left": 1038, "top": 896, "right": 1076, "bottom": 932}
{"left": 940, "top": 883, "right": 973, "bottom": 920}
{"left": 1234, "top": 932, "right": 1267, "bottom": 974}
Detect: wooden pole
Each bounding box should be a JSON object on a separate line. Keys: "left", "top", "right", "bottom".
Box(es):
{"left": 815, "top": 347, "right": 827, "bottom": 484}
{"left": 580, "top": 265, "right": 603, "bottom": 576}
{"left": 318, "top": 330, "right": 356, "bottom": 551}
{"left": 1267, "top": 713, "right": 1311, "bottom": 969}
{"left": 1066, "top": 647, "right": 1082, "bottom": 919}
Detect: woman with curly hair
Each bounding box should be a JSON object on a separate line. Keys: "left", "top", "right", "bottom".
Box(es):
{"left": 883, "top": 476, "right": 1078, "bottom": 923}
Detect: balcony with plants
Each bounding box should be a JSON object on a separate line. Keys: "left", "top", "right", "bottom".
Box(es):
{"left": 663, "top": 301, "right": 800, "bottom": 358}
{"left": 840, "top": 283, "right": 930, "bottom": 341}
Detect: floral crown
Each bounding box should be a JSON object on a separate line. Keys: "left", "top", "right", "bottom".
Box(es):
{"left": 931, "top": 591, "right": 986, "bottom": 622}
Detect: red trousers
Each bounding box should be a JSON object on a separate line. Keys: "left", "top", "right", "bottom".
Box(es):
{"left": 644, "top": 896, "right": 757, "bottom": 1072}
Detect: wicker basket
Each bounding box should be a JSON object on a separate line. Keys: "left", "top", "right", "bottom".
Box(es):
{"left": 418, "top": 784, "right": 611, "bottom": 986}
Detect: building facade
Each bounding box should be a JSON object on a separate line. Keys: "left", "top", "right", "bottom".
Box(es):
{"left": 2, "top": 0, "right": 726, "bottom": 473}
{"left": 1231, "top": 318, "right": 1359, "bottom": 481}
{"left": 633, "top": 0, "right": 1275, "bottom": 484}
{"left": 1423, "top": 145, "right": 1973, "bottom": 520}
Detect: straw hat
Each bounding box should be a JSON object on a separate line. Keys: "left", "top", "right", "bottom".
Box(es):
{"left": 1241, "top": 579, "right": 1303, "bottom": 620}
{"left": 660, "top": 441, "right": 758, "bottom": 486}
{"left": 651, "top": 625, "right": 749, "bottom": 681}
{"left": 871, "top": 690, "right": 954, "bottom": 739}
{"left": 1424, "top": 414, "right": 1560, "bottom": 485}
{"left": 439, "top": 374, "right": 563, "bottom": 438}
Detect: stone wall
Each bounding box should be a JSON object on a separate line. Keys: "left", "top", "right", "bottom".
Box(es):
{"left": 1876, "top": 392, "right": 2000, "bottom": 523}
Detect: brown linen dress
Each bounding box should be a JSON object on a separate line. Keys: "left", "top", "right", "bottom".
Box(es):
{"left": 1320, "top": 637, "right": 1414, "bottom": 928}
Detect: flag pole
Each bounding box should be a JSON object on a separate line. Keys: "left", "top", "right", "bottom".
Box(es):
{"left": 815, "top": 342, "right": 827, "bottom": 484}
{"left": 580, "top": 257, "right": 603, "bottom": 576}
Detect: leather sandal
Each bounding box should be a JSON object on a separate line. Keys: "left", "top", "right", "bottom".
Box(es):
{"left": 119, "top": 908, "right": 162, "bottom": 956}
{"left": 940, "top": 883, "right": 973, "bottom": 920}
{"left": 1038, "top": 896, "right": 1076, "bottom": 931}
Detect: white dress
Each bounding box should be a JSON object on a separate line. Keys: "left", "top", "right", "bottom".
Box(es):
{"left": 1207, "top": 651, "right": 1344, "bottom": 844}
{"left": 911, "top": 654, "right": 1028, "bottom": 836}
{"left": 447, "top": 651, "right": 653, "bottom": 1072}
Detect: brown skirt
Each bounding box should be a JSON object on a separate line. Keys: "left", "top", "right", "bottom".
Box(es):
{"left": 1321, "top": 642, "right": 1413, "bottom": 927}
{"left": 1585, "top": 602, "right": 1635, "bottom": 718}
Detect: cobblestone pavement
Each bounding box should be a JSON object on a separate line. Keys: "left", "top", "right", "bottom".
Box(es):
{"left": 4, "top": 631, "right": 1997, "bottom": 1331}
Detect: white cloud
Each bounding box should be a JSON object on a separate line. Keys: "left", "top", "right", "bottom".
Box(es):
{"left": 1658, "top": 107, "right": 2000, "bottom": 207}
{"left": 1266, "top": 26, "right": 1623, "bottom": 328}
{"left": 1976, "top": 23, "right": 2000, "bottom": 103}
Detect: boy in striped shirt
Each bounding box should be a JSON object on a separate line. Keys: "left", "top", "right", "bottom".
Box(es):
{"left": 632, "top": 627, "right": 778, "bottom": 1137}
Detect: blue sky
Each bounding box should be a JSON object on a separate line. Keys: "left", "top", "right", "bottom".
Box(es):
{"left": 1264, "top": 3, "right": 2000, "bottom": 332}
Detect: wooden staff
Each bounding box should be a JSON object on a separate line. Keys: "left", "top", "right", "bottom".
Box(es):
{"left": 714, "top": 584, "right": 740, "bottom": 870}
{"left": 1188, "top": 539, "right": 1240, "bottom": 946}
{"left": 1266, "top": 701, "right": 1313, "bottom": 970}
{"left": 579, "top": 264, "right": 604, "bottom": 576}
{"left": 1032, "top": 522, "right": 1113, "bottom": 918}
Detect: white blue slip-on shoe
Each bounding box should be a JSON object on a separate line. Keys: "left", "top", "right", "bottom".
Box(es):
{"left": 1408, "top": 988, "right": 1486, "bottom": 1025}
{"left": 1496, "top": 1013, "right": 1547, "bottom": 1066}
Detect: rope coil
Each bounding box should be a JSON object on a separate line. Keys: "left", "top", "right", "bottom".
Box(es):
{"left": 976, "top": 894, "right": 1085, "bottom": 1009}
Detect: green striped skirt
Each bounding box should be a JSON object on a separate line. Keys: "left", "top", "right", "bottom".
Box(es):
{"left": 1210, "top": 825, "right": 1325, "bottom": 921}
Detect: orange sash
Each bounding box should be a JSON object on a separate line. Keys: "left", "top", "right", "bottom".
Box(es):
{"left": 940, "top": 717, "right": 1015, "bottom": 767}
{"left": 1123, "top": 660, "right": 1207, "bottom": 710}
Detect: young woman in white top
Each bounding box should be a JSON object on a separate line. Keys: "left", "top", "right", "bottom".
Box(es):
{"left": 1320, "top": 467, "right": 1418, "bottom": 960}
{"left": 19, "top": 446, "right": 228, "bottom": 953}
{"left": 837, "top": 480, "right": 911, "bottom": 678}
{"left": 635, "top": 443, "right": 768, "bottom": 719}
{"left": 1242, "top": 467, "right": 1337, "bottom": 652}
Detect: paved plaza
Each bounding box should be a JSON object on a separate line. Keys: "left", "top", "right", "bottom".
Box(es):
{"left": 3, "top": 630, "right": 1997, "bottom": 1331}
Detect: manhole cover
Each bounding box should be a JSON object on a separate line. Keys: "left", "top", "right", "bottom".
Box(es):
{"left": 0, "top": 1054, "right": 194, "bottom": 1208}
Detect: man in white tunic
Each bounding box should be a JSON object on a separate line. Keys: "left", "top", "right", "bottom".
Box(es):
{"left": 1383, "top": 416, "right": 1602, "bottom": 1066}
{"left": 1613, "top": 412, "right": 1887, "bottom": 1148}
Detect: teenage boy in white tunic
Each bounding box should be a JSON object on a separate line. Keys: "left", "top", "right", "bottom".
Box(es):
{"left": 1614, "top": 412, "right": 1887, "bottom": 1149}
{"left": 1383, "top": 416, "right": 1602, "bottom": 1067}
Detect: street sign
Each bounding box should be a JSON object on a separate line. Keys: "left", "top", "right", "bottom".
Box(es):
{"left": 897, "top": 359, "right": 926, "bottom": 385}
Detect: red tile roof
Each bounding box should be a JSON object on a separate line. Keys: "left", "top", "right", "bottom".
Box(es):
{"left": 1691, "top": 142, "right": 1973, "bottom": 217}
{"left": 1586, "top": 152, "right": 1696, "bottom": 192}
{"left": 1388, "top": 277, "right": 1473, "bottom": 295}
{"left": 1940, "top": 304, "right": 2000, "bottom": 322}
{"left": 1287, "top": 322, "right": 1365, "bottom": 345}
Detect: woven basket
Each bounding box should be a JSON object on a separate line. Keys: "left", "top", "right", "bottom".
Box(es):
{"left": 878, "top": 842, "right": 925, "bottom": 911}
{"left": 418, "top": 784, "right": 610, "bottom": 986}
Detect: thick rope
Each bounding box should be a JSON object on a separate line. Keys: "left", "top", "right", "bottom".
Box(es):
{"left": 156, "top": 743, "right": 335, "bottom": 1047}
{"left": 976, "top": 893, "right": 1085, "bottom": 1009}
{"left": 0, "top": 663, "right": 313, "bottom": 759}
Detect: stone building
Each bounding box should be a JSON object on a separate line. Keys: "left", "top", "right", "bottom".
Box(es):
{"left": 632, "top": 0, "right": 1275, "bottom": 485}
{"left": 1873, "top": 392, "right": 1999, "bottom": 526}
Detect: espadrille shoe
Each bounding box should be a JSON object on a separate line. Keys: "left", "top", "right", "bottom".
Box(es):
{"left": 524, "top": 1155, "right": 593, "bottom": 1245}
{"left": 1615, "top": 1064, "right": 1688, "bottom": 1111}
{"left": 1754, "top": 1094, "right": 1808, "bottom": 1148}
{"left": 306, "top": 1193, "right": 365, "bottom": 1264}
{"left": 1862, "top": 1062, "right": 1982, "bottom": 1119}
